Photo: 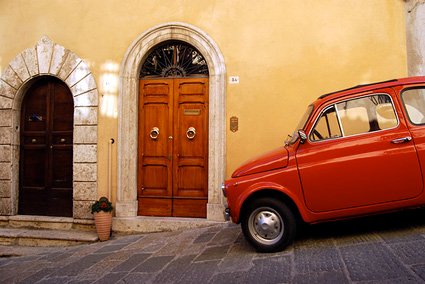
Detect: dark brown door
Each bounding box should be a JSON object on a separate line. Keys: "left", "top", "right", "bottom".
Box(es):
{"left": 19, "top": 77, "right": 74, "bottom": 217}
{"left": 138, "top": 78, "right": 208, "bottom": 217}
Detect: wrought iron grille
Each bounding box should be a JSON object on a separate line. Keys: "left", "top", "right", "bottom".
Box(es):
{"left": 140, "top": 41, "right": 209, "bottom": 78}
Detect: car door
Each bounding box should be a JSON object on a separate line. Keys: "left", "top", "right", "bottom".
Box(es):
{"left": 296, "top": 89, "right": 423, "bottom": 213}
{"left": 400, "top": 85, "right": 425, "bottom": 178}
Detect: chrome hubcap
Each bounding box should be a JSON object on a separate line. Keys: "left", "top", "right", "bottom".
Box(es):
{"left": 249, "top": 207, "right": 284, "bottom": 245}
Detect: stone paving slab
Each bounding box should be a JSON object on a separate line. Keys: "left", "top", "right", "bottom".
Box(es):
{"left": 1, "top": 208, "right": 425, "bottom": 283}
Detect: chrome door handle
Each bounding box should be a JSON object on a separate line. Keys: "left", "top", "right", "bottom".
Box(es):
{"left": 391, "top": 137, "right": 412, "bottom": 144}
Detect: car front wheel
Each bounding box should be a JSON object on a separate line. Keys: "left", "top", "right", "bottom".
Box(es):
{"left": 241, "top": 198, "right": 296, "bottom": 252}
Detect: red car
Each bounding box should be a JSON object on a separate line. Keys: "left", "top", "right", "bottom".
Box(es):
{"left": 222, "top": 76, "right": 425, "bottom": 252}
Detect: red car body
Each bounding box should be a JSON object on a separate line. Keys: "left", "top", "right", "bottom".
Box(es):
{"left": 223, "top": 76, "right": 425, "bottom": 252}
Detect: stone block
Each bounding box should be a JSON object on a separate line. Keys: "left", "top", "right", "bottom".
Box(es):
{"left": 37, "top": 36, "right": 54, "bottom": 74}
{"left": 73, "top": 200, "right": 94, "bottom": 219}
{"left": 74, "top": 107, "right": 98, "bottom": 125}
{"left": 0, "top": 145, "right": 11, "bottom": 162}
{"left": 0, "top": 180, "right": 11, "bottom": 198}
{"left": 73, "top": 181, "right": 97, "bottom": 200}
{"left": 0, "top": 110, "right": 12, "bottom": 126}
{"left": 0, "top": 198, "right": 11, "bottom": 215}
{"left": 9, "top": 55, "right": 31, "bottom": 83}
{"left": 74, "top": 163, "right": 97, "bottom": 182}
{"left": 0, "top": 96, "right": 12, "bottom": 109}
{"left": 74, "top": 144, "right": 97, "bottom": 163}
{"left": 66, "top": 61, "right": 90, "bottom": 88}
{"left": 0, "top": 127, "right": 11, "bottom": 144}
{"left": 1, "top": 66, "right": 22, "bottom": 90}
{"left": 74, "top": 125, "right": 97, "bottom": 144}
{"left": 0, "top": 162, "right": 11, "bottom": 179}
{"left": 74, "top": 89, "right": 99, "bottom": 107}
{"left": 207, "top": 203, "right": 226, "bottom": 221}
{"left": 0, "top": 80, "right": 17, "bottom": 99}
{"left": 50, "top": 44, "right": 69, "bottom": 75}
{"left": 71, "top": 74, "right": 97, "bottom": 96}
{"left": 22, "top": 47, "right": 38, "bottom": 77}
{"left": 115, "top": 200, "right": 138, "bottom": 218}
{"left": 58, "top": 52, "right": 81, "bottom": 81}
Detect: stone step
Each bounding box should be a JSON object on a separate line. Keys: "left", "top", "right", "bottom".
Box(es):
{"left": 0, "top": 215, "right": 99, "bottom": 247}
{"left": 0, "top": 227, "right": 98, "bottom": 246}
{"left": 0, "top": 215, "right": 95, "bottom": 231}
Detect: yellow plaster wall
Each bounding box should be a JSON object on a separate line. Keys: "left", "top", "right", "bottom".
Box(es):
{"left": 0, "top": 0, "right": 407, "bottom": 199}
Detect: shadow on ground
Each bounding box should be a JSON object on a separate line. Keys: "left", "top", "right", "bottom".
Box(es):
{"left": 297, "top": 207, "right": 425, "bottom": 242}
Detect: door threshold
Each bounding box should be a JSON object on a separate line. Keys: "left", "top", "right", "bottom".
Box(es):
{"left": 113, "top": 215, "right": 224, "bottom": 234}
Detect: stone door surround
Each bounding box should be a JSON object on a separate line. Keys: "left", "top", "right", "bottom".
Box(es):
{"left": 0, "top": 36, "right": 98, "bottom": 219}
{"left": 116, "top": 22, "right": 227, "bottom": 221}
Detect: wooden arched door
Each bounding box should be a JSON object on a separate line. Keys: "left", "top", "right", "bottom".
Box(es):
{"left": 138, "top": 41, "right": 209, "bottom": 218}
{"left": 19, "top": 77, "right": 74, "bottom": 217}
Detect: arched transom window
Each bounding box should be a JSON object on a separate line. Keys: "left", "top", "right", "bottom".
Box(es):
{"left": 140, "top": 40, "right": 209, "bottom": 78}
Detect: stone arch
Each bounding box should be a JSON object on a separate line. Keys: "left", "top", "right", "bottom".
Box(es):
{"left": 116, "top": 22, "right": 226, "bottom": 221}
{"left": 0, "top": 36, "right": 98, "bottom": 219}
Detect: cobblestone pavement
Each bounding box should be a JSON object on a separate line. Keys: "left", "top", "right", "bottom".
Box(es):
{"left": 1, "top": 209, "right": 425, "bottom": 283}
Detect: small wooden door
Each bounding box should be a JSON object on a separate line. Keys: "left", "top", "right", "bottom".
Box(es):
{"left": 19, "top": 77, "right": 74, "bottom": 217}
{"left": 138, "top": 78, "right": 208, "bottom": 217}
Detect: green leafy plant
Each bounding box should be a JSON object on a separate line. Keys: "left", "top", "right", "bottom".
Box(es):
{"left": 91, "top": 197, "right": 113, "bottom": 214}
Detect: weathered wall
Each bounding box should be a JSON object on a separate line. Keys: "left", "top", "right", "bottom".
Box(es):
{"left": 406, "top": 0, "right": 425, "bottom": 76}
{"left": 0, "top": 0, "right": 408, "bottom": 205}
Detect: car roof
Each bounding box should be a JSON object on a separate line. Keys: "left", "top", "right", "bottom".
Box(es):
{"left": 317, "top": 76, "right": 425, "bottom": 102}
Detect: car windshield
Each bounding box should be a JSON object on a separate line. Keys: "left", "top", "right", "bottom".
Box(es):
{"left": 285, "top": 105, "right": 314, "bottom": 145}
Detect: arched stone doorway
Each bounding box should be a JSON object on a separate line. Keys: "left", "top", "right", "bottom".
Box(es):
{"left": 0, "top": 36, "right": 99, "bottom": 219}
{"left": 116, "top": 22, "right": 226, "bottom": 222}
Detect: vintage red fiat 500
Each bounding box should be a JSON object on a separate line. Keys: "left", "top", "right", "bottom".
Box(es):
{"left": 222, "top": 76, "right": 425, "bottom": 252}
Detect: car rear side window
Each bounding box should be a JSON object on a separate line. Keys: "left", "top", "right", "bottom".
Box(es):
{"left": 402, "top": 87, "right": 425, "bottom": 125}
{"left": 310, "top": 94, "right": 398, "bottom": 142}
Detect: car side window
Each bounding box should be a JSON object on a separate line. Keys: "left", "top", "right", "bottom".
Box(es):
{"left": 336, "top": 95, "right": 397, "bottom": 136}
{"left": 310, "top": 94, "right": 397, "bottom": 142}
{"left": 310, "top": 106, "right": 342, "bottom": 141}
{"left": 402, "top": 87, "right": 425, "bottom": 125}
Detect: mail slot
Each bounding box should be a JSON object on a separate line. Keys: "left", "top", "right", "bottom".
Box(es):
{"left": 184, "top": 109, "right": 201, "bottom": 116}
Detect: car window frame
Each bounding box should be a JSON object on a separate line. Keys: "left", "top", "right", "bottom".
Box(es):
{"left": 401, "top": 86, "right": 425, "bottom": 126}
{"left": 309, "top": 104, "right": 343, "bottom": 142}
{"left": 308, "top": 93, "right": 400, "bottom": 143}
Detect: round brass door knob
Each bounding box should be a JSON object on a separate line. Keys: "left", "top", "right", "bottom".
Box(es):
{"left": 186, "top": 127, "right": 196, "bottom": 140}
{"left": 150, "top": 127, "right": 160, "bottom": 140}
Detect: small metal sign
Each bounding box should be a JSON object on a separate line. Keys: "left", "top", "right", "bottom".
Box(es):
{"left": 230, "top": 116, "right": 238, "bottom": 132}
{"left": 184, "top": 109, "right": 201, "bottom": 116}
{"left": 229, "top": 76, "right": 240, "bottom": 84}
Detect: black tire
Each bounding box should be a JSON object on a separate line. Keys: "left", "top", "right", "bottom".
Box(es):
{"left": 241, "top": 197, "right": 296, "bottom": 253}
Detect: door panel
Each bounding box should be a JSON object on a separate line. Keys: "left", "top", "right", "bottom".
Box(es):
{"left": 138, "top": 80, "right": 173, "bottom": 216}
{"left": 173, "top": 199, "right": 207, "bottom": 218}
{"left": 22, "top": 148, "right": 47, "bottom": 188}
{"left": 19, "top": 77, "right": 73, "bottom": 217}
{"left": 138, "top": 78, "right": 208, "bottom": 217}
{"left": 173, "top": 79, "right": 208, "bottom": 217}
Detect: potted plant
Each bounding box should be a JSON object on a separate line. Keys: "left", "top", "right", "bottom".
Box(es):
{"left": 91, "top": 197, "right": 113, "bottom": 241}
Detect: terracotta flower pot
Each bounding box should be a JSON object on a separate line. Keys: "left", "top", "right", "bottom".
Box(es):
{"left": 94, "top": 211, "right": 112, "bottom": 241}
